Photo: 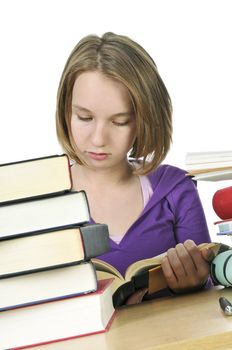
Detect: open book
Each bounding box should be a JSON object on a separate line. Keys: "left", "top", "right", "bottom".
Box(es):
{"left": 92, "top": 242, "right": 221, "bottom": 307}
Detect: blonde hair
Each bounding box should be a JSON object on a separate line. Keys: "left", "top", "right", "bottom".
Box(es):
{"left": 56, "top": 32, "right": 172, "bottom": 175}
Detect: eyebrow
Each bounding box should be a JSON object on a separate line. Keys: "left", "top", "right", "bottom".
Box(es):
{"left": 72, "top": 104, "right": 134, "bottom": 118}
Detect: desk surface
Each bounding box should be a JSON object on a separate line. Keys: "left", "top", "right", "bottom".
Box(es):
{"left": 34, "top": 287, "right": 232, "bottom": 350}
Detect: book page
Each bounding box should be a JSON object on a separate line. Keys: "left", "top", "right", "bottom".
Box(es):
{"left": 91, "top": 258, "right": 124, "bottom": 280}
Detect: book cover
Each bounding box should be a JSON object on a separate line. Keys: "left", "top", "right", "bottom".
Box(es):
{"left": 190, "top": 169, "right": 232, "bottom": 181}
{"left": 0, "top": 191, "right": 90, "bottom": 239}
{"left": 92, "top": 242, "right": 221, "bottom": 307}
{"left": 0, "top": 262, "right": 97, "bottom": 311}
{"left": 0, "top": 223, "right": 109, "bottom": 278}
{"left": 0, "top": 154, "right": 72, "bottom": 204}
{"left": 0, "top": 279, "right": 115, "bottom": 350}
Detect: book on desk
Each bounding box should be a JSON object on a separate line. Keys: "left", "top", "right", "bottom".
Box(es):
{"left": 1, "top": 279, "right": 115, "bottom": 350}
{"left": 0, "top": 154, "right": 114, "bottom": 349}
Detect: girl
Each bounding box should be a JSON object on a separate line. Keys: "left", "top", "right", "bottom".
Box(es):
{"left": 56, "top": 32, "right": 214, "bottom": 302}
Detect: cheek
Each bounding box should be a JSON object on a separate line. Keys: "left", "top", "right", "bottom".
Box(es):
{"left": 70, "top": 120, "right": 83, "bottom": 147}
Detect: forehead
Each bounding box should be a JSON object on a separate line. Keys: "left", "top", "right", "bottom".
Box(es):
{"left": 72, "top": 71, "right": 133, "bottom": 113}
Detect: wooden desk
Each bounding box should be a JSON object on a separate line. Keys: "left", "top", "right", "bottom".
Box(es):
{"left": 34, "top": 287, "right": 232, "bottom": 350}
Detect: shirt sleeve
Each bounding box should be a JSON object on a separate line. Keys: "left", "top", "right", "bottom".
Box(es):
{"left": 166, "top": 175, "right": 214, "bottom": 292}
{"left": 167, "top": 175, "right": 212, "bottom": 245}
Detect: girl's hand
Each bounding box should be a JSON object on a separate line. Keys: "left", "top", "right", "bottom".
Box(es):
{"left": 161, "top": 239, "right": 215, "bottom": 293}
{"left": 125, "top": 288, "right": 148, "bottom": 305}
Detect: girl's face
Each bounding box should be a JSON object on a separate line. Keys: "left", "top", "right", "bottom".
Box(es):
{"left": 71, "top": 71, "right": 137, "bottom": 170}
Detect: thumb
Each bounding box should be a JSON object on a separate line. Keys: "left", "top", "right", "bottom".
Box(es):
{"left": 201, "top": 248, "right": 215, "bottom": 262}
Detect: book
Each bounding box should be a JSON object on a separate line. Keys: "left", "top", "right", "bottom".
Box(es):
{"left": 216, "top": 230, "right": 232, "bottom": 236}
{"left": 0, "top": 154, "right": 71, "bottom": 204}
{"left": 0, "top": 262, "right": 97, "bottom": 311}
{"left": 0, "top": 279, "right": 115, "bottom": 350}
{"left": 92, "top": 242, "right": 221, "bottom": 307}
{"left": 214, "top": 218, "right": 232, "bottom": 235}
{"left": 185, "top": 151, "right": 232, "bottom": 181}
{"left": 0, "top": 224, "right": 109, "bottom": 278}
{"left": 0, "top": 191, "right": 90, "bottom": 238}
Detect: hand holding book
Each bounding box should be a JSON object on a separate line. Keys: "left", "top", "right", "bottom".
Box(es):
{"left": 93, "top": 242, "right": 221, "bottom": 307}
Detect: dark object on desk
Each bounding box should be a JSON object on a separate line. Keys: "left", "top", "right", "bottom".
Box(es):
{"left": 219, "top": 297, "right": 232, "bottom": 315}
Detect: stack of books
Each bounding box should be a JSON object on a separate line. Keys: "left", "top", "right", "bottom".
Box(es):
{"left": 185, "top": 150, "right": 232, "bottom": 181}
{"left": 0, "top": 154, "right": 115, "bottom": 349}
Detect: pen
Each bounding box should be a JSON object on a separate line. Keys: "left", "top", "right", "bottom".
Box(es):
{"left": 219, "top": 297, "right": 232, "bottom": 315}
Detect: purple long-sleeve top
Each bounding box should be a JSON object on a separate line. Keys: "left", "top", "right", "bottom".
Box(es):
{"left": 95, "top": 164, "right": 213, "bottom": 297}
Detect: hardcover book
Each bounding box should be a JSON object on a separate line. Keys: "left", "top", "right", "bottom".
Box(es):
{"left": 92, "top": 242, "right": 221, "bottom": 307}
{"left": 0, "top": 262, "right": 97, "bottom": 311}
{"left": 0, "top": 191, "right": 90, "bottom": 238}
{"left": 0, "top": 279, "right": 115, "bottom": 350}
{"left": 0, "top": 224, "right": 109, "bottom": 278}
{"left": 185, "top": 151, "right": 232, "bottom": 181}
{"left": 0, "top": 154, "right": 71, "bottom": 204}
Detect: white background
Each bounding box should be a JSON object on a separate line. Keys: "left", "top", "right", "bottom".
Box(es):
{"left": 0, "top": 0, "right": 231, "bottom": 244}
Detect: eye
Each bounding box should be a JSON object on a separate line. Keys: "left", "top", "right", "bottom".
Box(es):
{"left": 112, "top": 120, "right": 130, "bottom": 126}
{"left": 77, "top": 115, "right": 93, "bottom": 122}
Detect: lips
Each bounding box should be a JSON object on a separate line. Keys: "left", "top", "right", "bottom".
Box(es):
{"left": 87, "top": 152, "right": 109, "bottom": 161}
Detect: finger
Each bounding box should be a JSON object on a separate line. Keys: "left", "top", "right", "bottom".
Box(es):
{"left": 184, "top": 240, "right": 210, "bottom": 277}
{"left": 126, "top": 288, "right": 148, "bottom": 305}
{"left": 201, "top": 247, "right": 215, "bottom": 262}
{"left": 167, "top": 245, "right": 192, "bottom": 279}
{"left": 161, "top": 254, "right": 178, "bottom": 287}
{"left": 175, "top": 242, "right": 197, "bottom": 276}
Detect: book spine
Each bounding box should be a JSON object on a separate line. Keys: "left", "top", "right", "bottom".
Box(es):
{"left": 113, "top": 282, "right": 135, "bottom": 308}
{"left": 0, "top": 153, "right": 67, "bottom": 168}
{"left": 80, "top": 224, "right": 110, "bottom": 259}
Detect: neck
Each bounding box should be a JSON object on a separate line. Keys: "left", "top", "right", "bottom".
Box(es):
{"left": 71, "top": 161, "right": 135, "bottom": 190}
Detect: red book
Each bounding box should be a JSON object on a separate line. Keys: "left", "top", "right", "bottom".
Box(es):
{"left": 0, "top": 279, "right": 115, "bottom": 349}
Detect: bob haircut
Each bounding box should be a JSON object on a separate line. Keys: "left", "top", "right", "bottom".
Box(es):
{"left": 56, "top": 32, "right": 172, "bottom": 175}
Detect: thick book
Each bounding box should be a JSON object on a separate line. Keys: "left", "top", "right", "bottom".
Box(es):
{"left": 92, "top": 242, "right": 221, "bottom": 307}
{"left": 0, "top": 224, "right": 109, "bottom": 278}
{"left": 0, "top": 154, "right": 72, "bottom": 204}
{"left": 0, "top": 262, "right": 97, "bottom": 311}
{"left": 0, "top": 279, "right": 115, "bottom": 350}
{"left": 185, "top": 151, "right": 232, "bottom": 181}
{"left": 0, "top": 191, "right": 90, "bottom": 239}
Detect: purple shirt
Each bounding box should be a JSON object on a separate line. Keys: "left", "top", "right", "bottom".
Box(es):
{"left": 94, "top": 164, "right": 212, "bottom": 296}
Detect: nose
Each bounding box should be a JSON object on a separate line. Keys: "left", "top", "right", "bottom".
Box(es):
{"left": 91, "top": 122, "right": 107, "bottom": 147}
